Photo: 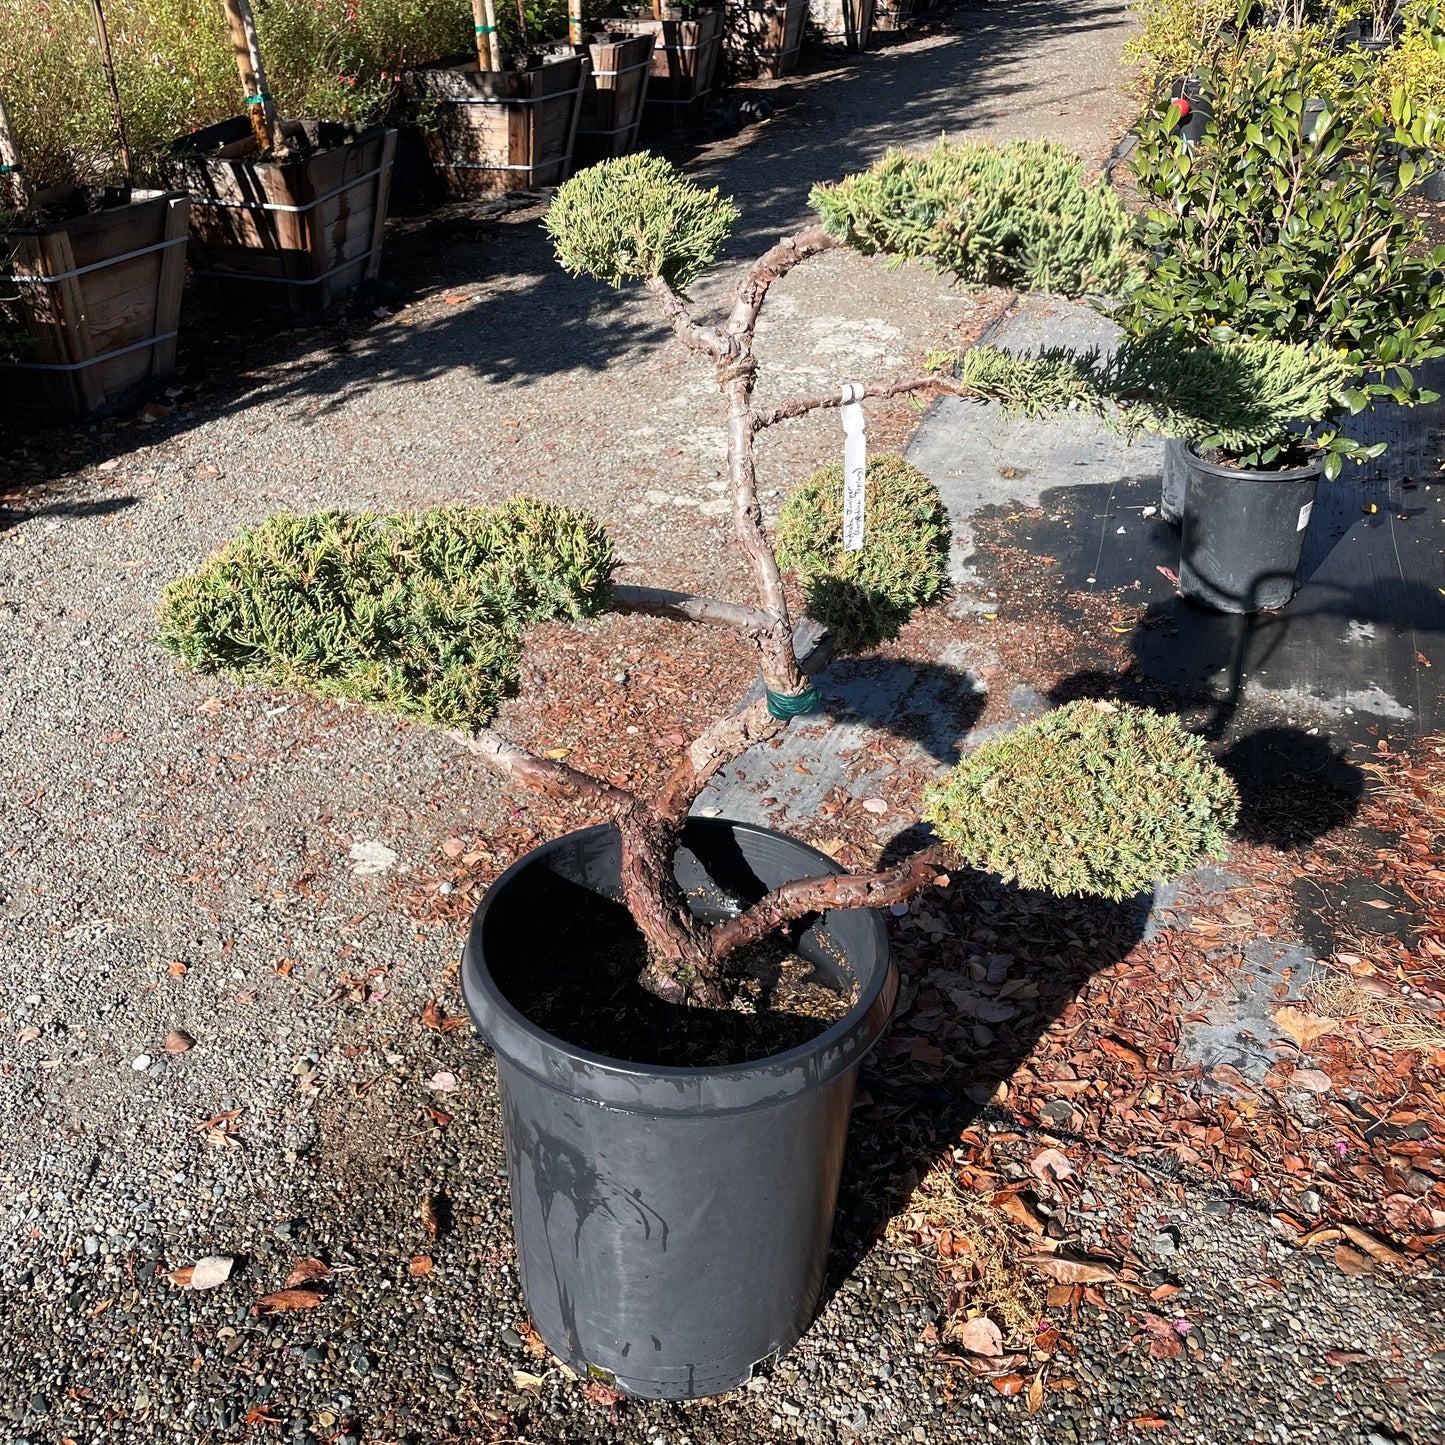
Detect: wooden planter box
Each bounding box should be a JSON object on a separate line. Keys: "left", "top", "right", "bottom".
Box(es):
{"left": 404, "top": 53, "right": 590, "bottom": 198}
{"left": 726, "top": 0, "right": 808, "bottom": 78}
{"left": 607, "top": 6, "right": 726, "bottom": 130}
{"left": 808, "top": 0, "right": 875, "bottom": 50}
{"left": 0, "top": 189, "right": 189, "bottom": 420}
{"left": 873, "top": 0, "right": 914, "bottom": 32}
{"left": 575, "top": 32, "right": 656, "bottom": 164}
{"left": 162, "top": 119, "right": 395, "bottom": 317}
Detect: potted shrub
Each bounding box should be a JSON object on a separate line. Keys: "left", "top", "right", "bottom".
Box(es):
{"left": 156, "top": 152, "right": 1239, "bottom": 1398}
{"left": 0, "top": 44, "right": 187, "bottom": 420}
{"left": 808, "top": 0, "right": 877, "bottom": 52}
{"left": 1122, "top": 19, "right": 1445, "bottom": 516}
{"left": 155, "top": 0, "right": 399, "bottom": 315}
{"left": 725, "top": 0, "right": 810, "bottom": 78}
{"left": 1378, "top": 8, "right": 1445, "bottom": 196}
{"left": 952, "top": 332, "right": 1360, "bottom": 612}
{"left": 602, "top": 3, "right": 727, "bottom": 130}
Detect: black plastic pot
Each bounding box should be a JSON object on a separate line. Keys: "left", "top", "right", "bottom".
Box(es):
{"left": 461, "top": 818, "right": 896, "bottom": 1400}
{"left": 1167, "top": 74, "right": 1212, "bottom": 147}
{"left": 1178, "top": 445, "right": 1323, "bottom": 613}
{"left": 1160, "top": 436, "right": 1187, "bottom": 526}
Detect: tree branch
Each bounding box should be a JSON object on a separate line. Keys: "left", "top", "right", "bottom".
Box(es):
{"left": 653, "top": 694, "right": 785, "bottom": 827}
{"left": 726, "top": 224, "right": 843, "bottom": 339}
{"left": 452, "top": 728, "right": 635, "bottom": 812}
{"left": 645, "top": 275, "right": 726, "bottom": 361}
{"left": 610, "top": 585, "right": 774, "bottom": 636}
{"left": 709, "top": 850, "right": 949, "bottom": 963}
{"left": 753, "top": 373, "right": 972, "bottom": 430}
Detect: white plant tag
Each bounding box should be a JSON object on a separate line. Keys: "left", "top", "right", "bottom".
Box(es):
{"left": 841, "top": 382, "right": 867, "bottom": 552}
{"left": 1297, "top": 500, "right": 1314, "bottom": 532}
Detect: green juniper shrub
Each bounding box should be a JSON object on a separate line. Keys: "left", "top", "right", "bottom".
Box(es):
{"left": 923, "top": 700, "right": 1239, "bottom": 901}
{"left": 545, "top": 153, "right": 740, "bottom": 292}
{"left": 774, "top": 456, "right": 950, "bottom": 652}
{"left": 809, "top": 138, "right": 1137, "bottom": 298}
{"left": 1121, "top": 28, "right": 1445, "bottom": 421}
{"left": 952, "top": 332, "right": 1358, "bottom": 470}
{"left": 156, "top": 499, "right": 614, "bottom": 730}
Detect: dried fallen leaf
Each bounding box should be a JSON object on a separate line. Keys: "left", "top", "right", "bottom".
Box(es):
{"left": 273, "top": 958, "right": 294, "bottom": 978}
{"left": 512, "top": 1369, "right": 547, "bottom": 1396}
{"left": 421, "top": 1191, "right": 448, "bottom": 1241}
{"left": 518, "top": 1319, "right": 548, "bottom": 1358}
{"left": 1022, "top": 1253, "right": 1118, "bottom": 1285}
{"left": 1027, "top": 1370, "right": 1045, "bottom": 1414}
{"left": 992, "top": 1191, "right": 1048, "bottom": 1234}
{"left": 167, "top": 960, "right": 188, "bottom": 977}
{"left": 1028, "top": 1148, "right": 1076, "bottom": 1186}
{"left": 420, "top": 1000, "right": 445, "bottom": 1031}
{"left": 441, "top": 837, "right": 466, "bottom": 859}
{"left": 408, "top": 1254, "right": 433, "bottom": 1277}
{"left": 580, "top": 1379, "right": 624, "bottom": 1407}
{"left": 283, "top": 1257, "right": 331, "bottom": 1288}
{"left": 1272, "top": 1006, "right": 1339, "bottom": 1050}
{"left": 1142, "top": 1312, "right": 1184, "bottom": 1359}
{"left": 165, "top": 1030, "right": 194, "bottom": 1054}
{"left": 170, "top": 1255, "right": 233, "bottom": 1291}
{"left": 425, "top": 1070, "right": 459, "bottom": 1093}
{"left": 1333, "top": 1243, "right": 1376, "bottom": 1276}
{"left": 1339, "top": 1223, "right": 1405, "bottom": 1268}
{"left": 1289, "top": 1068, "right": 1333, "bottom": 1094}
{"left": 16, "top": 1025, "right": 41, "bottom": 1045}
{"left": 425, "top": 1105, "right": 454, "bottom": 1127}
{"left": 252, "top": 1288, "right": 326, "bottom": 1316}
{"left": 1418, "top": 652, "right": 1432, "bottom": 668}
{"left": 957, "top": 1316, "right": 1004, "bottom": 1356}
{"left": 991, "top": 1373, "right": 1026, "bottom": 1397}
{"left": 1325, "top": 1349, "right": 1372, "bottom": 1368}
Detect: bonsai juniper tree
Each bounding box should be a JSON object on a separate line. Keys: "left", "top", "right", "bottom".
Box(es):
{"left": 160, "top": 145, "right": 1238, "bottom": 1010}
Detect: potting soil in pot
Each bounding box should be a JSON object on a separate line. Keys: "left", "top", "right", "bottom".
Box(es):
{"left": 490, "top": 876, "right": 858, "bottom": 1066}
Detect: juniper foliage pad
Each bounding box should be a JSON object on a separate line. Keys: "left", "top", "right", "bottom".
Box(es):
{"left": 923, "top": 701, "right": 1238, "bottom": 901}
{"left": 810, "top": 138, "right": 1135, "bottom": 297}
{"left": 156, "top": 500, "right": 614, "bottom": 729}
{"left": 955, "top": 334, "right": 1353, "bottom": 464}
{"left": 546, "top": 153, "right": 740, "bottom": 292}
{"left": 775, "top": 456, "right": 951, "bottom": 652}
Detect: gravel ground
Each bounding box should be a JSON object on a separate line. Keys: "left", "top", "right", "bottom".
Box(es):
{"left": 5, "top": 3, "right": 1442, "bottom": 1443}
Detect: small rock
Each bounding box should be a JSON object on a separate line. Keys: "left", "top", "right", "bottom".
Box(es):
{"left": 431, "top": 1363, "right": 457, "bottom": 1384}
{"left": 350, "top": 1354, "right": 372, "bottom": 1378}
{"left": 1300, "top": 1189, "right": 1323, "bottom": 1216}
{"left": 130, "top": 1054, "right": 153, "bottom": 1072}
{"left": 500, "top": 1328, "right": 525, "bottom": 1351}
{"left": 84, "top": 1235, "right": 100, "bottom": 1256}
{"left": 861, "top": 798, "right": 888, "bottom": 815}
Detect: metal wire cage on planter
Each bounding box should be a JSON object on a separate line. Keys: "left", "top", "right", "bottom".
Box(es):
{"left": 0, "top": 189, "right": 189, "bottom": 420}
{"left": 574, "top": 32, "right": 656, "bottom": 165}
{"left": 607, "top": 5, "right": 726, "bottom": 130}
{"left": 872, "top": 0, "right": 915, "bottom": 32}
{"left": 725, "top": 0, "right": 808, "bottom": 78}
{"left": 403, "top": 53, "right": 591, "bottom": 199}
{"left": 161, "top": 119, "right": 396, "bottom": 317}
{"left": 807, "top": 0, "right": 876, "bottom": 50}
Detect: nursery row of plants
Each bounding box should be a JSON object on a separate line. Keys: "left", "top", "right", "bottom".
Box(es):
{"left": 0, "top": 0, "right": 936, "bottom": 419}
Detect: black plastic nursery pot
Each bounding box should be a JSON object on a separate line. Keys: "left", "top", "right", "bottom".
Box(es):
{"left": 1178, "top": 444, "right": 1324, "bottom": 614}
{"left": 1160, "top": 436, "right": 1187, "bottom": 526}
{"left": 460, "top": 818, "right": 897, "bottom": 1400}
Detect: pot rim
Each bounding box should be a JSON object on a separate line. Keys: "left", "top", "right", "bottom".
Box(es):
{"left": 461, "top": 818, "right": 896, "bottom": 1113}
{"left": 1184, "top": 441, "right": 1326, "bottom": 483}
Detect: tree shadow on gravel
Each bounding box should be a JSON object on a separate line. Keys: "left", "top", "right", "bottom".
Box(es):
{"left": 824, "top": 853, "right": 1151, "bottom": 1309}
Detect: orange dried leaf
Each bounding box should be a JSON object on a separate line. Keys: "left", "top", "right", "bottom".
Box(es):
{"left": 1022, "top": 1252, "right": 1118, "bottom": 1285}
{"left": 252, "top": 1288, "right": 327, "bottom": 1315}
{"left": 283, "top": 1257, "right": 331, "bottom": 1288}
{"left": 991, "top": 1373, "right": 1026, "bottom": 1397}
{"left": 408, "top": 1254, "right": 434, "bottom": 1276}
{"left": 1271, "top": 1006, "right": 1339, "bottom": 1049}
{"left": 420, "top": 1000, "right": 445, "bottom": 1031}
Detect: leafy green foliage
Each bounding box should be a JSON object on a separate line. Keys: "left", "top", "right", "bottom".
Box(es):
{"left": 1122, "top": 0, "right": 1239, "bottom": 99}
{"left": 923, "top": 701, "right": 1238, "bottom": 900}
{"left": 1120, "top": 32, "right": 1445, "bottom": 417}
{"left": 953, "top": 333, "right": 1357, "bottom": 467}
{"left": 810, "top": 138, "right": 1136, "bottom": 297}
{"left": 547, "top": 153, "right": 739, "bottom": 292}
{"left": 1379, "top": 15, "right": 1445, "bottom": 113}
{"left": 774, "top": 456, "right": 951, "bottom": 652}
{"left": 0, "top": 0, "right": 469, "bottom": 187}
{"left": 156, "top": 500, "right": 614, "bottom": 730}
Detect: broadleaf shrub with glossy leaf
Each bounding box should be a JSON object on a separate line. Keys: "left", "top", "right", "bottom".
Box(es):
{"left": 923, "top": 701, "right": 1238, "bottom": 900}
{"left": 156, "top": 500, "right": 614, "bottom": 729}
{"left": 809, "top": 138, "right": 1136, "bottom": 297}
{"left": 775, "top": 456, "right": 951, "bottom": 652}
